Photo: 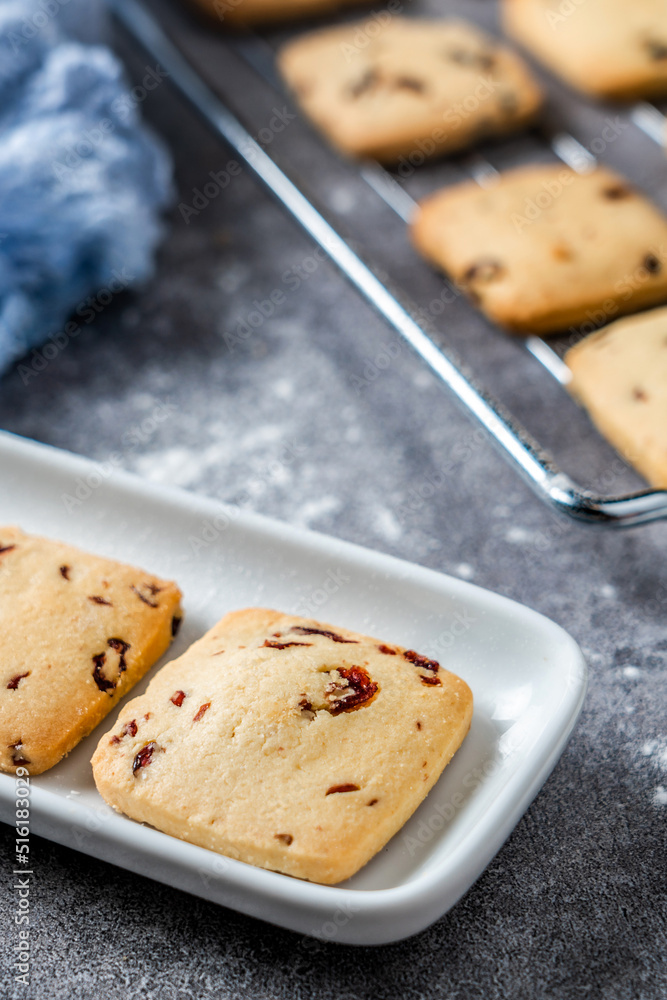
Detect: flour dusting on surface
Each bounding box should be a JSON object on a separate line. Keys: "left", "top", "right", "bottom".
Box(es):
{"left": 506, "top": 526, "right": 534, "bottom": 544}
{"left": 373, "top": 506, "right": 402, "bottom": 543}
{"left": 294, "top": 496, "right": 341, "bottom": 526}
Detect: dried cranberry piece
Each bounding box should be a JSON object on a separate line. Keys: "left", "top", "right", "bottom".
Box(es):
{"left": 463, "top": 259, "right": 504, "bottom": 284}
{"left": 367, "top": 798, "right": 379, "bottom": 806}
{"left": 377, "top": 644, "right": 396, "bottom": 655}
{"left": 326, "top": 783, "right": 360, "bottom": 795}
{"left": 130, "top": 584, "right": 159, "bottom": 608}
{"left": 170, "top": 690, "right": 186, "bottom": 707}
{"left": 274, "top": 833, "right": 293, "bottom": 845}
{"left": 298, "top": 696, "right": 315, "bottom": 720}
{"left": 9, "top": 741, "right": 30, "bottom": 766}
{"left": 89, "top": 595, "right": 112, "bottom": 606}
{"left": 645, "top": 38, "right": 667, "bottom": 60}
{"left": 420, "top": 675, "right": 442, "bottom": 687}
{"left": 447, "top": 47, "right": 495, "bottom": 70}
{"left": 327, "top": 666, "right": 378, "bottom": 715}
{"left": 59, "top": 565, "right": 71, "bottom": 580}
{"left": 0, "top": 544, "right": 16, "bottom": 555}
{"left": 110, "top": 718, "right": 138, "bottom": 743}
{"left": 92, "top": 638, "right": 131, "bottom": 692}
{"left": 193, "top": 702, "right": 211, "bottom": 722}
{"left": 263, "top": 640, "right": 313, "bottom": 650}
{"left": 92, "top": 653, "right": 113, "bottom": 693}
{"left": 291, "top": 626, "right": 358, "bottom": 644}
{"left": 132, "top": 742, "right": 159, "bottom": 775}
{"left": 348, "top": 68, "right": 379, "bottom": 98}
{"left": 7, "top": 672, "right": 30, "bottom": 690}
{"left": 108, "top": 639, "right": 130, "bottom": 671}
{"left": 394, "top": 76, "right": 425, "bottom": 93}
{"left": 603, "top": 184, "right": 631, "bottom": 200}
{"left": 171, "top": 615, "right": 182, "bottom": 637}
{"left": 403, "top": 650, "right": 440, "bottom": 673}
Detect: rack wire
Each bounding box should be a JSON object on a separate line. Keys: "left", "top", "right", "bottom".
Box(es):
{"left": 109, "top": 0, "right": 667, "bottom": 527}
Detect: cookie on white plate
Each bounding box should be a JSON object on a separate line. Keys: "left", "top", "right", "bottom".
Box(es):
{"left": 92, "top": 607, "right": 473, "bottom": 885}
{"left": 0, "top": 526, "right": 183, "bottom": 775}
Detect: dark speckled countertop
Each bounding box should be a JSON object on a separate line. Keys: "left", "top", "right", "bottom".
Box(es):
{"left": 1, "top": 1, "right": 666, "bottom": 997}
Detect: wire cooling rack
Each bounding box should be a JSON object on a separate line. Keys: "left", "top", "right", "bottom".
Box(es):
{"left": 109, "top": 0, "right": 667, "bottom": 526}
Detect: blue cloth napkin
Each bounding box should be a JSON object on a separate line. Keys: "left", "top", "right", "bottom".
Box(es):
{"left": 0, "top": 0, "right": 173, "bottom": 378}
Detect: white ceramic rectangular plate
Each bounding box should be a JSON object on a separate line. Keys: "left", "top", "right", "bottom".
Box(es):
{"left": 0, "top": 430, "right": 587, "bottom": 945}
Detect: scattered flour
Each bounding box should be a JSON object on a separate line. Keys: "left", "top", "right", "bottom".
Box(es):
{"left": 505, "top": 526, "right": 534, "bottom": 544}
{"left": 373, "top": 506, "right": 402, "bottom": 543}
{"left": 294, "top": 496, "right": 341, "bottom": 526}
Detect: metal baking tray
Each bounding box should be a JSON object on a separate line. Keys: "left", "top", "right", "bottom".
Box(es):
{"left": 109, "top": 0, "right": 667, "bottom": 526}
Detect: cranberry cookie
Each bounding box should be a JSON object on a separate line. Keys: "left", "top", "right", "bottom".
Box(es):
{"left": 412, "top": 165, "right": 667, "bottom": 335}
{"left": 278, "top": 18, "right": 542, "bottom": 163}
{"left": 189, "top": 0, "right": 366, "bottom": 28}
{"left": 566, "top": 306, "right": 667, "bottom": 488}
{"left": 504, "top": 0, "right": 667, "bottom": 101}
{"left": 92, "top": 608, "right": 473, "bottom": 885}
{"left": 0, "top": 527, "right": 182, "bottom": 775}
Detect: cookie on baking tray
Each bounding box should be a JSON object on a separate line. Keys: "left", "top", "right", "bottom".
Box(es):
{"left": 503, "top": 0, "right": 667, "bottom": 100}
{"left": 0, "top": 527, "right": 183, "bottom": 775}
{"left": 566, "top": 306, "right": 667, "bottom": 489}
{"left": 411, "top": 164, "right": 667, "bottom": 335}
{"left": 278, "top": 17, "right": 543, "bottom": 163}
{"left": 189, "top": 0, "right": 367, "bottom": 28}
{"left": 92, "top": 607, "right": 473, "bottom": 885}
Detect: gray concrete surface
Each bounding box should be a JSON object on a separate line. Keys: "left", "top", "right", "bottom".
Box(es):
{"left": 0, "top": 3, "right": 666, "bottom": 997}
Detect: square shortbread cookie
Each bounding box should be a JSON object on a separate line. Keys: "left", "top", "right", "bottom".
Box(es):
{"left": 411, "top": 165, "right": 667, "bottom": 335}
{"left": 278, "top": 18, "right": 542, "bottom": 163}
{"left": 92, "top": 608, "right": 473, "bottom": 885}
{"left": 0, "top": 527, "right": 183, "bottom": 775}
{"left": 503, "top": 0, "right": 667, "bottom": 100}
{"left": 566, "top": 306, "right": 667, "bottom": 489}
{"left": 189, "top": 0, "right": 366, "bottom": 28}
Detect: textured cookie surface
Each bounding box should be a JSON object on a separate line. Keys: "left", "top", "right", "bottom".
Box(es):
{"left": 278, "top": 18, "right": 542, "bottom": 162}
{"left": 412, "top": 165, "right": 667, "bottom": 335}
{"left": 92, "top": 608, "right": 473, "bottom": 885}
{"left": 189, "top": 0, "right": 366, "bottom": 28}
{"left": 566, "top": 306, "right": 667, "bottom": 488}
{"left": 0, "top": 527, "right": 182, "bottom": 775}
{"left": 504, "top": 0, "right": 667, "bottom": 100}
